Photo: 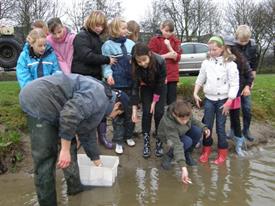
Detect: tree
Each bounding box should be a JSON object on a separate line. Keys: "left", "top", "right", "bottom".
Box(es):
{"left": 65, "top": 0, "right": 123, "bottom": 32}
{"left": 0, "top": 0, "right": 16, "bottom": 21}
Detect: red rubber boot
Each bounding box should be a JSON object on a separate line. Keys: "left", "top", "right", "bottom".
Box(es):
{"left": 213, "top": 148, "right": 228, "bottom": 164}
{"left": 199, "top": 146, "right": 212, "bottom": 163}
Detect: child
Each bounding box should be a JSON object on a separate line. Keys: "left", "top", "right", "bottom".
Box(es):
{"left": 47, "top": 17, "right": 76, "bottom": 74}
{"left": 127, "top": 20, "right": 140, "bottom": 42}
{"left": 148, "top": 19, "right": 182, "bottom": 105}
{"left": 158, "top": 100, "right": 210, "bottom": 183}
{"left": 71, "top": 10, "right": 116, "bottom": 149}
{"left": 31, "top": 20, "right": 49, "bottom": 35}
{"left": 235, "top": 25, "right": 258, "bottom": 142}
{"left": 102, "top": 17, "right": 136, "bottom": 154}
{"left": 224, "top": 36, "right": 254, "bottom": 156}
{"left": 16, "top": 28, "right": 60, "bottom": 88}
{"left": 131, "top": 43, "right": 166, "bottom": 158}
{"left": 193, "top": 36, "right": 239, "bottom": 164}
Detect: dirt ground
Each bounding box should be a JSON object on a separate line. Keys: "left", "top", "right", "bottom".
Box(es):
{"left": 10, "top": 108, "right": 275, "bottom": 176}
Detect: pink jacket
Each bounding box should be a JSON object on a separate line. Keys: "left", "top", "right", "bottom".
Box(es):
{"left": 47, "top": 28, "right": 76, "bottom": 74}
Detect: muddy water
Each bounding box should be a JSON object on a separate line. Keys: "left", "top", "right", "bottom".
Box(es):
{"left": 1, "top": 144, "right": 275, "bottom": 206}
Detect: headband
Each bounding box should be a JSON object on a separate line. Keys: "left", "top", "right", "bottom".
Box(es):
{"left": 209, "top": 36, "right": 224, "bottom": 46}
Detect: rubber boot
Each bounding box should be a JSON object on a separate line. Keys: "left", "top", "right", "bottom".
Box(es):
{"left": 97, "top": 121, "right": 113, "bottom": 149}
{"left": 213, "top": 148, "right": 228, "bottom": 165}
{"left": 143, "top": 133, "right": 151, "bottom": 158}
{"left": 185, "top": 147, "right": 197, "bottom": 166}
{"left": 199, "top": 146, "right": 212, "bottom": 163}
{"left": 155, "top": 138, "right": 163, "bottom": 157}
{"left": 233, "top": 136, "right": 246, "bottom": 157}
{"left": 161, "top": 148, "right": 174, "bottom": 170}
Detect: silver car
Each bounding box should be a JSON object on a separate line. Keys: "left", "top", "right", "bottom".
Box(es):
{"left": 179, "top": 42, "right": 208, "bottom": 75}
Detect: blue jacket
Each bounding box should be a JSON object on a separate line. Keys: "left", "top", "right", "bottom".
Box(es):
{"left": 16, "top": 43, "right": 60, "bottom": 88}
{"left": 102, "top": 38, "right": 135, "bottom": 88}
{"left": 19, "top": 73, "right": 116, "bottom": 160}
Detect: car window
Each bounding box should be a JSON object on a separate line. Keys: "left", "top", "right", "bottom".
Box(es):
{"left": 195, "top": 44, "right": 208, "bottom": 53}
{"left": 181, "top": 44, "right": 194, "bottom": 54}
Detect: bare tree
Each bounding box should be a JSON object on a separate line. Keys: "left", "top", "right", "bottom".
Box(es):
{"left": 223, "top": 0, "right": 275, "bottom": 69}
{"left": 0, "top": 0, "right": 16, "bottom": 21}
{"left": 65, "top": 0, "right": 123, "bottom": 32}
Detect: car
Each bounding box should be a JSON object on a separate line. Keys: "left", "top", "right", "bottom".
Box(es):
{"left": 179, "top": 42, "right": 208, "bottom": 75}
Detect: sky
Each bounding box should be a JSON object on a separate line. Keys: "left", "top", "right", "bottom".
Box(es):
{"left": 120, "top": 0, "right": 152, "bottom": 21}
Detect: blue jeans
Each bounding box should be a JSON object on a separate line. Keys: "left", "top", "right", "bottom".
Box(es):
{"left": 180, "top": 125, "right": 202, "bottom": 151}
{"left": 202, "top": 98, "right": 228, "bottom": 149}
{"left": 241, "top": 95, "right": 251, "bottom": 134}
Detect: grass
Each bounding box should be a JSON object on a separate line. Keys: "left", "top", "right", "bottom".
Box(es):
{"left": 178, "top": 74, "right": 275, "bottom": 125}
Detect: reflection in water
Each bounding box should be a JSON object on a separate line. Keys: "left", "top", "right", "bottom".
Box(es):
{"left": 1, "top": 145, "right": 275, "bottom": 205}
{"left": 136, "top": 167, "right": 159, "bottom": 205}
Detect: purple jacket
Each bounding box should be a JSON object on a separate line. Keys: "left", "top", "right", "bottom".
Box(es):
{"left": 47, "top": 27, "right": 76, "bottom": 74}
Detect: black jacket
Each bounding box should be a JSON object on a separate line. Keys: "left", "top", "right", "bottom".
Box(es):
{"left": 71, "top": 28, "right": 110, "bottom": 79}
{"left": 131, "top": 54, "right": 166, "bottom": 105}
{"left": 235, "top": 39, "right": 258, "bottom": 71}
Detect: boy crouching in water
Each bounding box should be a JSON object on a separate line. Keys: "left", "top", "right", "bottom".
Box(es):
{"left": 157, "top": 99, "right": 210, "bottom": 184}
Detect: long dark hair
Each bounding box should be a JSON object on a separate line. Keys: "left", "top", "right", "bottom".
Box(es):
{"left": 131, "top": 42, "right": 157, "bottom": 83}
{"left": 230, "top": 46, "right": 248, "bottom": 76}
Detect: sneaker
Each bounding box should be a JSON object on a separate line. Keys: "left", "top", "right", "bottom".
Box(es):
{"left": 126, "top": 139, "right": 136, "bottom": 147}
{"left": 115, "top": 144, "right": 123, "bottom": 154}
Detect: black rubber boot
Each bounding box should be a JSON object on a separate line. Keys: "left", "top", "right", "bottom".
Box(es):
{"left": 143, "top": 133, "right": 151, "bottom": 158}
{"left": 155, "top": 138, "right": 163, "bottom": 157}
{"left": 185, "top": 147, "right": 197, "bottom": 166}
{"left": 161, "top": 148, "right": 174, "bottom": 170}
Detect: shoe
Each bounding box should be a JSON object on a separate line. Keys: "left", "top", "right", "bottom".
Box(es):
{"left": 67, "top": 184, "right": 94, "bottom": 196}
{"left": 233, "top": 136, "right": 246, "bottom": 157}
{"left": 161, "top": 148, "right": 174, "bottom": 170}
{"left": 126, "top": 139, "right": 136, "bottom": 147}
{"left": 185, "top": 147, "right": 196, "bottom": 166}
{"left": 213, "top": 148, "right": 228, "bottom": 164}
{"left": 143, "top": 133, "right": 151, "bottom": 158}
{"left": 199, "top": 146, "right": 212, "bottom": 163}
{"left": 155, "top": 138, "right": 163, "bottom": 157}
{"left": 226, "top": 128, "right": 234, "bottom": 139}
{"left": 243, "top": 130, "right": 254, "bottom": 142}
{"left": 115, "top": 144, "right": 123, "bottom": 154}
{"left": 97, "top": 122, "right": 113, "bottom": 149}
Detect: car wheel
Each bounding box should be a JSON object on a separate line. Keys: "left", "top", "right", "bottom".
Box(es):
{"left": 0, "top": 37, "right": 22, "bottom": 70}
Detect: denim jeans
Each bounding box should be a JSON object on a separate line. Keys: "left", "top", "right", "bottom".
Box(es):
{"left": 202, "top": 98, "right": 228, "bottom": 149}
{"left": 241, "top": 95, "right": 252, "bottom": 134}
{"left": 112, "top": 88, "right": 135, "bottom": 144}
{"left": 180, "top": 125, "right": 202, "bottom": 151}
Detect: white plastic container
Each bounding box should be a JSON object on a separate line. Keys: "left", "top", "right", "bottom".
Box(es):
{"left": 77, "top": 154, "right": 119, "bottom": 187}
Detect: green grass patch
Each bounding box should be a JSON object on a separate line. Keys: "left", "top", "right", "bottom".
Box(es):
{"left": 0, "top": 81, "right": 26, "bottom": 155}
{"left": 178, "top": 74, "right": 275, "bottom": 124}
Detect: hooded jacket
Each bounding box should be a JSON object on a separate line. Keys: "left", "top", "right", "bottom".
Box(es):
{"left": 16, "top": 43, "right": 60, "bottom": 88}
{"left": 47, "top": 27, "right": 76, "bottom": 74}
{"left": 158, "top": 106, "right": 207, "bottom": 167}
{"left": 19, "top": 73, "right": 116, "bottom": 160}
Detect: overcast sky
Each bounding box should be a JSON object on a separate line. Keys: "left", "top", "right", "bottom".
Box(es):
{"left": 120, "top": 0, "right": 152, "bottom": 21}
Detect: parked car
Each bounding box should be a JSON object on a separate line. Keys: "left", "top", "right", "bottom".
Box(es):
{"left": 179, "top": 42, "right": 208, "bottom": 75}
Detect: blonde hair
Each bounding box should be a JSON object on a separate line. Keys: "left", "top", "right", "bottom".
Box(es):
{"left": 208, "top": 35, "right": 235, "bottom": 62}
{"left": 84, "top": 10, "right": 107, "bottom": 34}
{"left": 160, "top": 20, "right": 174, "bottom": 32}
{"left": 235, "top": 25, "right": 251, "bottom": 41}
{"left": 127, "top": 20, "right": 140, "bottom": 42}
{"left": 108, "top": 17, "right": 127, "bottom": 38}
{"left": 26, "top": 28, "right": 46, "bottom": 45}
{"left": 31, "top": 20, "right": 48, "bottom": 35}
